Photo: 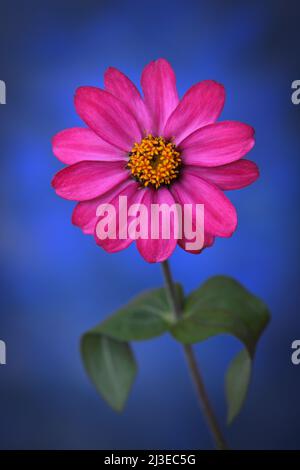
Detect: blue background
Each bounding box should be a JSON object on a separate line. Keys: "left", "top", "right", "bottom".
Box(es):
{"left": 0, "top": 0, "right": 299, "bottom": 449}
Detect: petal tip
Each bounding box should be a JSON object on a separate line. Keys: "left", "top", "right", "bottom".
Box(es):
{"left": 51, "top": 172, "right": 63, "bottom": 195}
{"left": 104, "top": 66, "right": 119, "bottom": 81}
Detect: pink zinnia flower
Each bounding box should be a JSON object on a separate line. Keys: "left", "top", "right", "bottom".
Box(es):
{"left": 52, "top": 59, "right": 258, "bottom": 262}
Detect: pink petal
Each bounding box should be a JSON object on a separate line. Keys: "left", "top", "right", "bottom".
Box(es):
{"left": 180, "top": 121, "right": 255, "bottom": 167}
{"left": 178, "top": 232, "right": 215, "bottom": 254}
{"left": 171, "top": 171, "right": 237, "bottom": 237}
{"left": 51, "top": 161, "right": 128, "bottom": 201}
{"left": 74, "top": 87, "right": 142, "bottom": 151}
{"left": 52, "top": 128, "right": 127, "bottom": 164}
{"left": 72, "top": 179, "right": 136, "bottom": 234}
{"left": 164, "top": 80, "right": 225, "bottom": 144}
{"left": 185, "top": 159, "right": 259, "bottom": 190}
{"left": 137, "top": 188, "right": 179, "bottom": 263}
{"left": 95, "top": 181, "right": 145, "bottom": 253}
{"left": 141, "top": 59, "right": 179, "bottom": 135}
{"left": 104, "top": 67, "right": 151, "bottom": 134}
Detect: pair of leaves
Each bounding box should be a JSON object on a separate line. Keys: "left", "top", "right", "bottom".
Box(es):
{"left": 171, "top": 277, "right": 269, "bottom": 422}
{"left": 81, "top": 276, "right": 270, "bottom": 422}
{"left": 81, "top": 286, "right": 181, "bottom": 411}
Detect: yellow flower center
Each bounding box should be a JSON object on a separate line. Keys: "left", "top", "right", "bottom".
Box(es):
{"left": 127, "top": 134, "right": 182, "bottom": 189}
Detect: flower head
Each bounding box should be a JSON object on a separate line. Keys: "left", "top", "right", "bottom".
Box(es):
{"left": 52, "top": 59, "right": 258, "bottom": 262}
{"left": 127, "top": 134, "right": 182, "bottom": 189}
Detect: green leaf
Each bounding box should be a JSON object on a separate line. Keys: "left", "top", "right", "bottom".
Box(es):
{"left": 225, "top": 349, "right": 251, "bottom": 424}
{"left": 81, "top": 284, "right": 183, "bottom": 411}
{"left": 81, "top": 334, "right": 137, "bottom": 411}
{"left": 98, "top": 285, "right": 182, "bottom": 341}
{"left": 171, "top": 276, "right": 270, "bottom": 423}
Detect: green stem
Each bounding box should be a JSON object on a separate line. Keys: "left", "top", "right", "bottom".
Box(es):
{"left": 161, "top": 260, "right": 228, "bottom": 450}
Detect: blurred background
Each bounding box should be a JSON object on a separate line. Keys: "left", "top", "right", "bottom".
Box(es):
{"left": 0, "top": 0, "right": 299, "bottom": 450}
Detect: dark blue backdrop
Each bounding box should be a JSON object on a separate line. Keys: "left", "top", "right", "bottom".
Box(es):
{"left": 0, "top": 0, "right": 299, "bottom": 449}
